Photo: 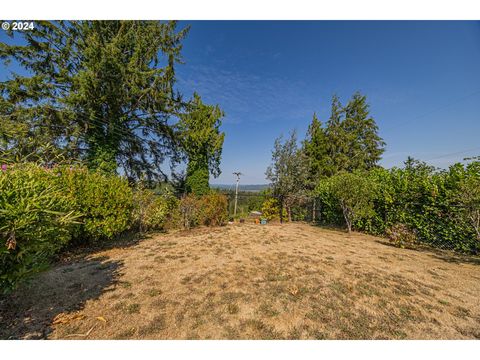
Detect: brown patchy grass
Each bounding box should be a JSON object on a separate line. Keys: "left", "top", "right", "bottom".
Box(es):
{"left": 1, "top": 223, "right": 479, "bottom": 339}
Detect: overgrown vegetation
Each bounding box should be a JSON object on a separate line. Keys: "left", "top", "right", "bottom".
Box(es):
{"left": 177, "top": 93, "right": 225, "bottom": 195}
{"left": 132, "top": 185, "right": 179, "bottom": 233}
{"left": 1, "top": 20, "right": 478, "bottom": 298}
{"left": 355, "top": 159, "right": 480, "bottom": 253}
{"left": 177, "top": 193, "right": 228, "bottom": 229}
{"left": 60, "top": 166, "right": 134, "bottom": 242}
{"left": 0, "top": 163, "right": 228, "bottom": 293}
{"left": 266, "top": 94, "right": 479, "bottom": 254}
{"left": 0, "top": 21, "right": 230, "bottom": 293}
{"left": 0, "top": 164, "right": 80, "bottom": 292}
{"left": 317, "top": 171, "right": 376, "bottom": 233}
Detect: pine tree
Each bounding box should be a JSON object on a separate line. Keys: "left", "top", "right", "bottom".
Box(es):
{"left": 0, "top": 21, "right": 189, "bottom": 180}
{"left": 342, "top": 92, "right": 385, "bottom": 171}
{"left": 302, "top": 112, "right": 329, "bottom": 183}
{"left": 323, "top": 92, "right": 385, "bottom": 175}
{"left": 177, "top": 93, "right": 225, "bottom": 195}
{"left": 325, "top": 94, "right": 348, "bottom": 175}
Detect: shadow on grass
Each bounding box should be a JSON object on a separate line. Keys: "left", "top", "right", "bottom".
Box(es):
{"left": 56, "top": 230, "right": 149, "bottom": 263}
{"left": 311, "top": 221, "right": 480, "bottom": 267}
{"left": 311, "top": 223, "right": 349, "bottom": 233}
{"left": 0, "top": 256, "right": 123, "bottom": 339}
{"left": 375, "top": 239, "right": 480, "bottom": 266}
{"left": 427, "top": 250, "right": 480, "bottom": 266}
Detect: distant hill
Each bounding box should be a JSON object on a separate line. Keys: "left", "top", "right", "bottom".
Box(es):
{"left": 211, "top": 184, "right": 270, "bottom": 192}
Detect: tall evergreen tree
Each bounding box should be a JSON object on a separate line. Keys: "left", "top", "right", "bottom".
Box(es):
{"left": 302, "top": 112, "right": 329, "bottom": 184}
{"left": 342, "top": 92, "right": 385, "bottom": 171}
{"left": 323, "top": 92, "right": 385, "bottom": 175}
{"left": 0, "top": 21, "right": 189, "bottom": 180}
{"left": 177, "top": 93, "right": 225, "bottom": 195}
{"left": 324, "top": 94, "right": 348, "bottom": 176}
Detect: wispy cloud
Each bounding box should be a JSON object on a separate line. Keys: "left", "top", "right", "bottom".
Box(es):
{"left": 177, "top": 64, "right": 316, "bottom": 125}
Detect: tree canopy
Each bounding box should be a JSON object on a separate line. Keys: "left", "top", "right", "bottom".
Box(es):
{"left": 0, "top": 20, "right": 189, "bottom": 181}
{"left": 302, "top": 112, "right": 328, "bottom": 187}
{"left": 265, "top": 131, "right": 309, "bottom": 221}
{"left": 303, "top": 92, "right": 385, "bottom": 178}
{"left": 317, "top": 171, "right": 376, "bottom": 232}
{"left": 176, "top": 93, "right": 225, "bottom": 195}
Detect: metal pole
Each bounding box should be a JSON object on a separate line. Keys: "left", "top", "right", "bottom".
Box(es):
{"left": 233, "top": 172, "right": 242, "bottom": 217}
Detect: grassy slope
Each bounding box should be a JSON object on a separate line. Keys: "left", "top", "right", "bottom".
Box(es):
{"left": 1, "top": 223, "right": 479, "bottom": 339}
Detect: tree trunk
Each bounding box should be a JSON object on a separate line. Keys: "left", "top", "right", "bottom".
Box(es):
{"left": 341, "top": 202, "right": 352, "bottom": 233}
{"left": 287, "top": 206, "right": 292, "bottom": 222}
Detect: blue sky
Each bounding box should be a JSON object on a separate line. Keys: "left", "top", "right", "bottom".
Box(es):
{"left": 1, "top": 21, "right": 479, "bottom": 184}
{"left": 175, "top": 21, "right": 480, "bottom": 184}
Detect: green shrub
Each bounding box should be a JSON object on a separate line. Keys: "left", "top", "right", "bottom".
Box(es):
{"left": 177, "top": 192, "right": 228, "bottom": 229}
{"left": 261, "top": 198, "right": 287, "bottom": 221}
{"left": 178, "top": 194, "right": 199, "bottom": 229}
{"left": 315, "top": 160, "right": 480, "bottom": 254}
{"left": 60, "top": 167, "right": 133, "bottom": 242}
{"left": 133, "top": 187, "right": 179, "bottom": 232}
{"left": 364, "top": 163, "right": 479, "bottom": 253}
{"left": 197, "top": 193, "right": 228, "bottom": 226}
{"left": 315, "top": 181, "right": 344, "bottom": 225}
{"left": 452, "top": 164, "right": 480, "bottom": 243}
{"left": 0, "top": 163, "right": 81, "bottom": 293}
{"left": 318, "top": 171, "right": 376, "bottom": 233}
{"left": 386, "top": 223, "right": 418, "bottom": 249}
{"left": 185, "top": 164, "right": 210, "bottom": 196}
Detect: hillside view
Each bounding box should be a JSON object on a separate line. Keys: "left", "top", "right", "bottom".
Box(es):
{"left": 0, "top": 19, "right": 479, "bottom": 341}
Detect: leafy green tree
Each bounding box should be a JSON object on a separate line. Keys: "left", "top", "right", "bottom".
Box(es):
{"left": 0, "top": 21, "right": 189, "bottom": 180}
{"left": 177, "top": 93, "right": 225, "bottom": 195}
{"left": 266, "top": 131, "right": 309, "bottom": 222}
{"left": 319, "top": 171, "right": 376, "bottom": 233}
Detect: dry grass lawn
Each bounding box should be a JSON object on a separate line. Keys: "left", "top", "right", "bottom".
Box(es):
{"left": 1, "top": 223, "right": 479, "bottom": 339}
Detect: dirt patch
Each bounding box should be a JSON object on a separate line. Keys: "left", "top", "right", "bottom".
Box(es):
{"left": 1, "top": 223, "right": 479, "bottom": 339}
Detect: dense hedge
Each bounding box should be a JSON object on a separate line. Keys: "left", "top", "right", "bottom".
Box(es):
{"left": 177, "top": 193, "right": 228, "bottom": 229}
{"left": 261, "top": 198, "right": 287, "bottom": 221}
{"left": 0, "top": 164, "right": 80, "bottom": 292}
{"left": 132, "top": 187, "right": 179, "bottom": 232}
{"left": 0, "top": 163, "right": 229, "bottom": 293}
{"left": 316, "top": 160, "right": 480, "bottom": 254}
{"left": 60, "top": 167, "right": 133, "bottom": 242}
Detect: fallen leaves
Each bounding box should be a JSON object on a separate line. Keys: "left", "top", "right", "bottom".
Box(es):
{"left": 288, "top": 285, "right": 299, "bottom": 296}
{"left": 52, "top": 312, "right": 85, "bottom": 325}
